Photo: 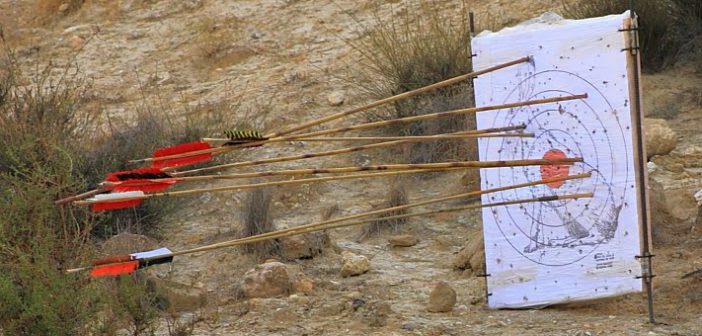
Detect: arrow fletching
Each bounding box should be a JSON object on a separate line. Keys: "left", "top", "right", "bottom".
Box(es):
{"left": 87, "top": 191, "right": 146, "bottom": 212}
{"left": 90, "top": 260, "right": 139, "bottom": 277}
{"left": 104, "top": 178, "right": 179, "bottom": 193}
{"left": 88, "top": 248, "right": 174, "bottom": 278}
{"left": 106, "top": 167, "right": 172, "bottom": 181}
{"left": 150, "top": 141, "right": 213, "bottom": 169}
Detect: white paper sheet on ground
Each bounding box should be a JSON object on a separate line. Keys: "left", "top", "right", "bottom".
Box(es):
{"left": 471, "top": 11, "right": 644, "bottom": 308}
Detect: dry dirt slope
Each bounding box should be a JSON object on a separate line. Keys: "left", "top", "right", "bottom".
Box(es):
{"left": 3, "top": 0, "right": 702, "bottom": 335}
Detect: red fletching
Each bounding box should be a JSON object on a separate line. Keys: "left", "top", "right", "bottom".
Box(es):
{"left": 151, "top": 153, "right": 212, "bottom": 169}
{"left": 92, "top": 255, "right": 133, "bottom": 266}
{"left": 106, "top": 167, "right": 170, "bottom": 182}
{"left": 150, "top": 141, "right": 213, "bottom": 169}
{"left": 89, "top": 260, "right": 139, "bottom": 278}
{"left": 91, "top": 199, "right": 142, "bottom": 212}
{"left": 107, "top": 178, "right": 178, "bottom": 193}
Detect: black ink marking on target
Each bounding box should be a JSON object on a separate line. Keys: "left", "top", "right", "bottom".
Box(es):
{"left": 481, "top": 70, "right": 631, "bottom": 266}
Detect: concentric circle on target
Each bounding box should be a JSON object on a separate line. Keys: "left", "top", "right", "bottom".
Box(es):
{"left": 480, "top": 70, "right": 632, "bottom": 266}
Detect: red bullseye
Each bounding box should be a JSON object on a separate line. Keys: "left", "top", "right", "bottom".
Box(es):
{"left": 541, "top": 149, "right": 570, "bottom": 188}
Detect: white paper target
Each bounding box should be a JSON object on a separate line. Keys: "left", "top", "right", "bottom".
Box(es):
{"left": 472, "top": 11, "right": 644, "bottom": 308}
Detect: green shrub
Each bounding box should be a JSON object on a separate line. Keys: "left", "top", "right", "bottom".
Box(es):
{"left": 0, "top": 49, "right": 100, "bottom": 335}
{"left": 0, "top": 42, "right": 226, "bottom": 334}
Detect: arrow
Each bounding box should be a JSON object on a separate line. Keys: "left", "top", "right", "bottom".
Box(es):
{"left": 202, "top": 132, "right": 533, "bottom": 144}
{"left": 67, "top": 173, "right": 590, "bottom": 276}
{"left": 135, "top": 93, "right": 586, "bottom": 167}
{"left": 173, "top": 126, "right": 527, "bottom": 176}
{"left": 76, "top": 158, "right": 583, "bottom": 211}
{"left": 55, "top": 127, "right": 528, "bottom": 204}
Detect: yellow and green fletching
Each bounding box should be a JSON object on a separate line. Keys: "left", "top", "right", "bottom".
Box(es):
{"left": 223, "top": 129, "right": 268, "bottom": 144}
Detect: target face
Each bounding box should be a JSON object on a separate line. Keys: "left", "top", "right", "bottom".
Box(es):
{"left": 472, "top": 11, "right": 644, "bottom": 308}
{"left": 482, "top": 70, "right": 629, "bottom": 266}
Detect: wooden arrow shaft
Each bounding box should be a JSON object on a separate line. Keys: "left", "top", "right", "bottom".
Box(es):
{"left": 214, "top": 192, "right": 595, "bottom": 247}
{"left": 266, "top": 56, "right": 531, "bottom": 138}
{"left": 340, "top": 192, "right": 594, "bottom": 226}
{"left": 76, "top": 160, "right": 583, "bottom": 205}
{"left": 173, "top": 125, "right": 525, "bottom": 176}
{"left": 67, "top": 186, "right": 591, "bottom": 274}
{"left": 58, "top": 126, "right": 525, "bottom": 204}
{"left": 202, "top": 132, "right": 533, "bottom": 143}
{"left": 104, "top": 158, "right": 581, "bottom": 186}
{"left": 149, "top": 92, "right": 584, "bottom": 164}
{"left": 265, "top": 94, "right": 586, "bottom": 141}
{"left": 168, "top": 172, "right": 591, "bottom": 257}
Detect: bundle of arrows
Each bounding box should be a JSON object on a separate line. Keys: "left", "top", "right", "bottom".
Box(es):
{"left": 55, "top": 55, "right": 595, "bottom": 280}
{"left": 68, "top": 173, "right": 593, "bottom": 277}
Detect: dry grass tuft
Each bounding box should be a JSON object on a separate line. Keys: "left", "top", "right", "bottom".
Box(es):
{"left": 346, "top": 2, "right": 479, "bottom": 164}
{"left": 358, "top": 179, "right": 409, "bottom": 240}
{"left": 240, "top": 186, "right": 279, "bottom": 256}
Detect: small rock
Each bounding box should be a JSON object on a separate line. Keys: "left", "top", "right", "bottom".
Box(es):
{"left": 388, "top": 234, "right": 419, "bottom": 247}
{"left": 452, "top": 231, "right": 485, "bottom": 273}
{"left": 340, "top": 251, "right": 370, "bottom": 277}
{"left": 401, "top": 322, "right": 417, "bottom": 331}
{"left": 58, "top": 3, "right": 70, "bottom": 12}
{"left": 241, "top": 261, "right": 291, "bottom": 298}
{"left": 199, "top": 192, "right": 212, "bottom": 203}
{"left": 695, "top": 189, "right": 702, "bottom": 206}
{"left": 427, "top": 281, "right": 456, "bottom": 313}
{"left": 288, "top": 294, "right": 310, "bottom": 305}
{"left": 644, "top": 118, "right": 677, "bottom": 158}
{"left": 291, "top": 276, "right": 314, "bottom": 294}
{"left": 351, "top": 298, "right": 366, "bottom": 311}
{"left": 327, "top": 91, "right": 345, "bottom": 106}
{"left": 68, "top": 35, "right": 85, "bottom": 50}
{"left": 279, "top": 231, "right": 329, "bottom": 260}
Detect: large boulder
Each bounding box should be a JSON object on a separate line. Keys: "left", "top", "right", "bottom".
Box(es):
{"left": 241, "top": 261, "right": 291, "bottom": 298}
{"left": 644, "top": 118, "right": 677, "bottom": 158}
{"left": 648, "top": 155, "right": 702, "bottom": 244}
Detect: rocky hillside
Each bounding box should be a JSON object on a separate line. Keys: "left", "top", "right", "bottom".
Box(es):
{"left": 3, "top": 0, "right": 702, "bottom": 335}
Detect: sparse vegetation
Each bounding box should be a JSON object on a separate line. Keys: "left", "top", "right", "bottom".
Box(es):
{"left": 347, "top": 3, "right": 478, "bottom": 164}
{"left": 359, "top": 180, "right": 409, "bottom": 239}
{"left": 240, "top": 186, "right": 279, "bottom": 256}
{"left": 0, "top": 41, "right": 223, "bottom": 334}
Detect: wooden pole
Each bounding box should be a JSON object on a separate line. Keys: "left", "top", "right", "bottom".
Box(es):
{"left": 77, "top": 159, "right": 582, "bottom": 205}
{"left": 135, "top": 93, "right": 585, "bottom": 165}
